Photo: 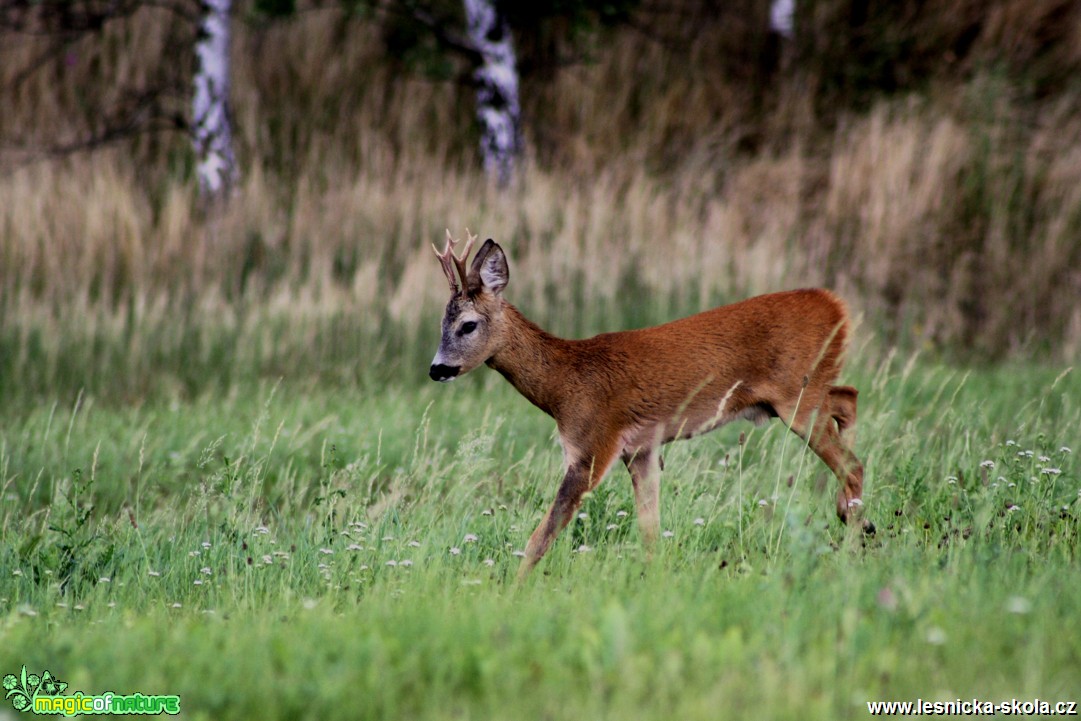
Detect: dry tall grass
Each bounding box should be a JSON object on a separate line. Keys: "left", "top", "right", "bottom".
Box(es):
{"left": 1, "top": 2, "right": 1080, "bottom": 399}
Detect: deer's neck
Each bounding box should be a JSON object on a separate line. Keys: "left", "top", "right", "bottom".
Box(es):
{"left": 486, "top": 304, "right": 574, "bottom": 418}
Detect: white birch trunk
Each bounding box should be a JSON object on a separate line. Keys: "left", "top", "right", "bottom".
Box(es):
{"left": 463, "top": 0, "right": 521, "bottom": 187}
{"left": 193, "top": 0, "right": 238, "bottom": 198}
{"left": 770, "top": 0, "right": 795, "bottom": 39}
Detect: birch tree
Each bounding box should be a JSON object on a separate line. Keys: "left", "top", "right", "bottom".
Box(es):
{"left": 193, "top": 0, "right": 238, "bottom": 198}
{"left": 462, "top": 0, "right": 520, "bottom": 188}
{"left": 770, "top": 0, "right": 794, "bottom": 39}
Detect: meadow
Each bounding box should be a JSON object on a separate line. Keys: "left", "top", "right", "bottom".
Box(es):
{"left": 1, "top": 353, "right": 1079, "bottom": 719}
{"left": 2, "top": 1, "right": 1081, "bottom": 718}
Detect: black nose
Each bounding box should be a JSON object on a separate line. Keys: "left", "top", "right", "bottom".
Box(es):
{"left": 429, "top": 364, "right": 460, "bottom": 381}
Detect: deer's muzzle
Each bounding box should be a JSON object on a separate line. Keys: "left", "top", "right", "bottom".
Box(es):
{"left": 429, "top": 363, "right": 460, "bottom": 382}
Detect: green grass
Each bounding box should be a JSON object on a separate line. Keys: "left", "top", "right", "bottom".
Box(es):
{"left": 1, "top": 359, "right": 1079, "bottom": 720}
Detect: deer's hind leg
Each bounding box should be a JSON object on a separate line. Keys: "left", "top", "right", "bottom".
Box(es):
{"left": 777, "top": 386, "right": 872, "bottom": 532}
{"left": 827, "top": 385, "right": 858, "bottom": 441}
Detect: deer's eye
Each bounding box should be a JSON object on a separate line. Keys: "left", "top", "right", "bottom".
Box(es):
{"left": 459, "top": 321, "right": 478, "bottom": 335}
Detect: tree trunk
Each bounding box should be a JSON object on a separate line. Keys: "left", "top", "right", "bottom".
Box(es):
{"left": 193, "top": 0, "right": 238, "bottom": 199}
{"left": 463, "top": 0, "right": 521, "bottom": 188}
{"left": 770, "top": 0, "right": 795, "bottom": 38}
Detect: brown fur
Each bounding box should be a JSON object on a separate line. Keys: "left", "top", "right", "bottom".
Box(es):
{"left": 430, "top": 235, "right": 869, "bottom": 580}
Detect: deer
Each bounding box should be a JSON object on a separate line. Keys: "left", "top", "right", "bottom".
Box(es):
{"left": 429, "top": 231, "right": 872, "bottom": 580}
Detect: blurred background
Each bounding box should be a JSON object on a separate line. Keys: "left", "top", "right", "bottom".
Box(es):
{"left": 2, "top": 0, "right": 1080, "bottom": 403}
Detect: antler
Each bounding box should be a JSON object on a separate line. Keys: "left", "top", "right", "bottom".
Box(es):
{"left": 432, "top": 229, "right": 476, "bottom": 293}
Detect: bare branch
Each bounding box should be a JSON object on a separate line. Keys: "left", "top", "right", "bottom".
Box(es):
{"left": 402, "top": 3, "right": 482, "bottom": 65}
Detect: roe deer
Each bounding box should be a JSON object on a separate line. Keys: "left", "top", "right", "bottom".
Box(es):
{"left": 429, "top": 231, "right": 872, "bottom": 580}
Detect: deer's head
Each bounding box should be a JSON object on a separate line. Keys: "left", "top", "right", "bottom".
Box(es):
{"left": 429, "top": 231, "right": 509, "bottom": 382}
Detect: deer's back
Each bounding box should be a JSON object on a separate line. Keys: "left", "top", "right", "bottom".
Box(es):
{"left": 563, "top": 289, "right": 851, "bottom": 429}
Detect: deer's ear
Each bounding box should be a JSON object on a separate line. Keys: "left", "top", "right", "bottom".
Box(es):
{"left": 469, "top": 239, "right": 509, "bottom": 296}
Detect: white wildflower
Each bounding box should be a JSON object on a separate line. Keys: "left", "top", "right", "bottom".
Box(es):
{"left": 926, "top": 627, "right": 947, "bottom": 645}
{"left": 1006, "top": 596, "right": 1031, "bottom": 614}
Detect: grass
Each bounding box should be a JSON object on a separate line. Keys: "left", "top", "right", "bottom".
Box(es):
{"left": 2, "top": 3, "right": 1080, "bottom": 717}
{"left": 1, "top": 358, "right": 1078, "bottom": 719}
{"left": 3, "top": 4, "right": 1081, "bottom": 386}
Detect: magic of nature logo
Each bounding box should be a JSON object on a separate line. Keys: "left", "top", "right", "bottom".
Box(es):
{"left": 3, "top": 666, "right": 180, "bottom": 716}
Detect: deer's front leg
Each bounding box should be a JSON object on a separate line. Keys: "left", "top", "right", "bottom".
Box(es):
{"left": 516, "top": 464, "right": 590, "bottom": 581}
{"left": 517, "top": 440, "right": 619, "bottom": 581}
{"left": 623, "top": 448, "right": 661, "bottom": 547}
